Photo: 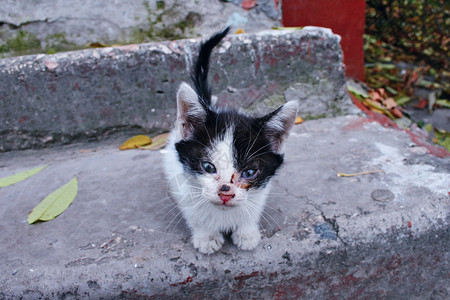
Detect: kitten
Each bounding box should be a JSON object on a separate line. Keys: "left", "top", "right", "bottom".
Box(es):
{"left": 164, "top": 27, "right": 298, "bottom": 254}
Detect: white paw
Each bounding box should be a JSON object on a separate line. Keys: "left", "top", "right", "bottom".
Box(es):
{"left": 192, "top": 232, "right": 224, "bottom": 254}
{"left": 232, "top": 227, "right": 261, "bottom": 251}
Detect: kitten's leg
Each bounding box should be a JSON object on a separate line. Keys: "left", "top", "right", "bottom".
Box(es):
{"left": 191, "top": 228, "right": 224, "bottom": 254}
{"left": 232, "top": 223, "right": 261, "bottom": 251}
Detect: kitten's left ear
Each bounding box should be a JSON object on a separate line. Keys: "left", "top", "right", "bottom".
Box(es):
{"left": 262, "top": 101, "right": 298, "bottom": 152}
{"left": 176, "top": 82, "right": 207, "bottom": 139}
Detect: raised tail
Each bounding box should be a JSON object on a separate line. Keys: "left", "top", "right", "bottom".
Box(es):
{"left": 191, "top": 26, "right": 231, "bottom": 109}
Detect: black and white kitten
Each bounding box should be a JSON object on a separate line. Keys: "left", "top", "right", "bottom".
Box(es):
{"left": 164, "top": 27, "right": 298, "bottom": 254}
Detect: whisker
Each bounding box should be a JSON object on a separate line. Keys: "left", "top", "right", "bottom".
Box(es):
{"left": 244, "top": 126, "right": 264, "bottom": 159}
{"left": 246, "top": 144, "right": 271, "bottom": 160}
{"left": 263, "top": 203, "right": 284, "bottom": 216}
{"left": 203, "top": 123, "right": 213, "bottom": 146}
{"left": 247, "top": 148, "right": 273, "bottom": 160}
{"left": 246, "top": 200, "right": 282, "bottom": 231}
{"left": 165, "top": 209, "right": 184, "bottom": 233}
{"left": 171, "top": 212, "right": 187, "bottom": 234}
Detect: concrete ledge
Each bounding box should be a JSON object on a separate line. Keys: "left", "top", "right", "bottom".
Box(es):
{"left": 0, "top": 115, "right": 448, "bottom": 298}
{"left": 0, "top": 28, "right": 356, "bottom": 151}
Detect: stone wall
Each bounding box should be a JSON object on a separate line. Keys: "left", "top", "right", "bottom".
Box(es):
{"left": 0, "top": 0, "right": 280, "bottom": 58}
{"left": 0, "top": 28, "right": 357, "bottom": 152}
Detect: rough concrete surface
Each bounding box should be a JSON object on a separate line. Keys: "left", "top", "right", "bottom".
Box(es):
{"left": 0, "top": 28, "right": 356, "bottom": 152}
{"left": 0, "top": 0, "right": 280, "bottom": 57}
{"left": 0, "top": 115, "right": 449, "bottom": 298}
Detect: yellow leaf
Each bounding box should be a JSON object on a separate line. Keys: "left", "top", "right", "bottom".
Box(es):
{"left": 119, "top": 135, "right": 152, "bottom": 150}
{"left": 0, "top": 165, "right": 47, "bottom": 188}
{"left": 27, "top": 177, "right": 78, "bottom": 224}
{"left": 295, "top": 116, "right": 303, "bottom": 125}
{"left": 337, "top": 170, "right": 384, "bottom": 177}
{"left": 235, "top": 28, "right": 246, "bottom": 34}
{"left": 140, "top": 133, "right": 170, "bottom": 150}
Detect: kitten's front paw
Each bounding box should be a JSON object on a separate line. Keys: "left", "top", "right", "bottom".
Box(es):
{"left": 192, "top": 232, "right": 224, "bottom": 254}
{"left": 232, "top": 227, "right": 261, "bottom": 251}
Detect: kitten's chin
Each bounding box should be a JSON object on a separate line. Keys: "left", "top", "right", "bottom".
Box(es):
{"left": 212, "top": 201, "right": 237, "bottom": 209}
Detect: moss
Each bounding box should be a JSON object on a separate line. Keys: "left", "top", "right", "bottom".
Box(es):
{"left": 303, "top": 113, "right": 327, "bottom": 120}
{"left": 129, "top": 1, "right": 198, "bottom": 43}
{"left": 156, "top": 0, "right": 165, "bottom": 10}
{"left": 0, "top": 30, "right": 41, "bottom": 54}
{"left": 44, "top": 32, "right": 81, "bottom": 54}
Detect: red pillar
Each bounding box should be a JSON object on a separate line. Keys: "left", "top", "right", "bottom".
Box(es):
{"left": 282, "top": 0, "right": 366, "bottom": 81}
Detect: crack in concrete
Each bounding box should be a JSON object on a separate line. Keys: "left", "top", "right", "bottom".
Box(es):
{"left": 0, "top": 18, "right": 50, "bottom": 29}
{"left": 320, "top": 212, "right": 347, "bottom": 246}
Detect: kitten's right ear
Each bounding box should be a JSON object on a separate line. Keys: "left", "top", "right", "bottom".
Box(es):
{"left": 176, "top": 82, "right": 207, "bottom": 139}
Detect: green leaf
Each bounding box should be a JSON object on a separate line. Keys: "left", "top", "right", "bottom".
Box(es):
{"left": 434, "top": 129, "right": 450, "bottom": 152}
{"left": 395, "top": 96, "right": 411, "bottom": 106}
{"left": 423, "top": 123, "right": 433, "bottom": 133}
{"left": 0, "top": 165, "right": 47, "bottom": 188}
{"left": 436, "top": 100, "right": 450, "bottom": 109}
{"left": 384, "top": 85, "right": 398, "bottom": 95}
{"left": 27, "top": 177, "right": 78, "bottom": 224}
{"left": 347, "top": 81, "right": 369, "bottom": 99}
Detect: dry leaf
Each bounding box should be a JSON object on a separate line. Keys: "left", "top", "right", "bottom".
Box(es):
{"left": 119, "top": 135, "right": 152, "bottom": 150}
{"left": 0, "top": 165, "right": 47, "bottom": 188}
{"left": 235, "top": 28, "right": 246, "bottom": 34}
{"left": 391, "top": 107, "right": 403, "bottom": 118}
{"left": 383, "top": 97, "right": 397, "bottom": 110}
{"left": 295, "top": 116, "right": 303, "bottom": 124}
{"left": 140, "top": 133, "right": 169, "bottom": 150}
{"left": 27, "top": 177, "right": 78, "bottom": 224}
{"left": 337, "top": 170, "right": 384, "bottom": 177}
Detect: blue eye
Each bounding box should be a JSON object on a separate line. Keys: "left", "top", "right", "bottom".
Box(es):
{"left": 201, "top": 161, "right": 217, "bottom": 174}
{"left": 241, "top": 169, "right": 258, "bottom": 179}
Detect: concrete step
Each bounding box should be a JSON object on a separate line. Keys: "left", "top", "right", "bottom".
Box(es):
{"left": 0, "top": 27, "right": 357, "bottom": 152}
{"left": 0, "top": 115, "right": 448, "bottom": 298}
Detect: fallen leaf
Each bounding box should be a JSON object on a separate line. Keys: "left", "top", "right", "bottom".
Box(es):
{"left": 119, "top": 135, "right": 152, "bottom": 150}
{"left": 295, "top": 116, "right": 303, "bottom": 124}
{"left": 235, "top": 28, "right": 246, "bottom": 34}
{"left": 140, "top": 133, "right": 169, "bottom": 150}
{"left": 369, "top": 90, "right": 382, "bottom": 102}
{"left": 272, "top": 27, "right": 304, "bottom": 30}
{"left": 27, "top": 177, "right": 78, "bottom": 224}
{"left": 434, "top": 128, "right": 450, "bottom": 152}
{"left": 383, "top": 97, "right": 398, "bottom": 110}
{"left": 413, "top": 98, "right": 428, "bottom": 109}
{"left": 347, "top": 81, "right": 369, "bottom": 98}
{"left": 436, "top": 100, "right": 450, "bottom": 108}
{"left": 384, "top": 85, "right": 398, "bottom": 95}
{"left": 395, "top": 96, "right": 411, "bottom": 106}
{"left": 390, "top": 107, "right": 403, "bottom": 118}
{"left": 88, "top": 42, "right": 108, "bottom": 48}
{"left": 0, "top": 165, "right": 47, "bottom": 188}
{"left": 337, "top": 170, "right": 384, "bottom": 177}
{"left": 423, "top": 123, "right": 433, "bottom": 133}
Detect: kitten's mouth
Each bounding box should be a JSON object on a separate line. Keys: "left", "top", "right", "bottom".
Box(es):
{"left": 218, "top": 193, "right": 235, "bottom": 205}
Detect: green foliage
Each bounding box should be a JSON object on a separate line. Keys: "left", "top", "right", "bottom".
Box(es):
{"left": 0, "top": 30, "right": 41, "bottom": 54}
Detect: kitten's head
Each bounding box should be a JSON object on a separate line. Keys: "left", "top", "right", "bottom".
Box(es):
{"left": 173, "top": 82, "right": 298, "bottom": 209}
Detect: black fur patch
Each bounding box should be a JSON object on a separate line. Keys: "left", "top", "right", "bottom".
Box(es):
{"left": 175, "top": 109, "right": 283, "bottom": 189}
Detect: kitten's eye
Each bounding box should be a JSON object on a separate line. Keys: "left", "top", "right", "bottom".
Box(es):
{"left": 241, "top": 169, "right": 258, "bottom": 179}
{"left": 201, "top": 161, "right": 217, "bottom": 174}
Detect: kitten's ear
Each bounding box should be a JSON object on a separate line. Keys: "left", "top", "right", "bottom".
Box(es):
{"left": 176, "top": 82, "right": 207, "bottom": 139}
{"left": 263, "top": 101, "right": 298, "bottom": 152}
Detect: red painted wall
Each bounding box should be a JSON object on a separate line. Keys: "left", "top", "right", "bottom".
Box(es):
{"left": 282, "top": 0, "right": 365, "bottom": 80}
